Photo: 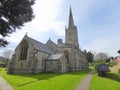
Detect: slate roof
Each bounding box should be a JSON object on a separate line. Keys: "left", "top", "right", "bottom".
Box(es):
{"left": 46, "top": 38, "right": 58, "bottom": 52}
{"left": 27, "top": 37, "right": 55, "bottom": 54}
{"left": 46, "top": 54, "right": 63, "bottom": 60}
{"left": 46, "top": 38, "right": 57, "bottom": 47}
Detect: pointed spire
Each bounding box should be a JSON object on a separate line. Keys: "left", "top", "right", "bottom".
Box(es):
{"left": 68, "top": 6, "right": 74, "bottom": 28}
{"left": 48, "top": 37, "right": 52, "bottom": 41}
{"left": 25, "top": 32, "right": 28, "bottom": 36}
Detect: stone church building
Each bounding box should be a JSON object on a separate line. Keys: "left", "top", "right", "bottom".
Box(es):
{"left": 8, "top": 7, "right": 88, "bottom": 74}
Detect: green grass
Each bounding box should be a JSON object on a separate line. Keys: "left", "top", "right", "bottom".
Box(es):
{"left": 90, "top": 72, "right": 120, "bottom": 90}
{"left": 0, "top": 62, "right": 5, "bottom": 64}
{"left": 89, "top": 65, "right": 94, "bottom": 70}
{"left": 0, "top": 68, "right": 90, "bottom": 90}
{"left": 106, "top": 73, "right": 120, "bottom": 82}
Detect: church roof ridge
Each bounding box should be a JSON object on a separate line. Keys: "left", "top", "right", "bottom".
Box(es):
{"left": 46, "top": 38, "right": 57, "bottom": 46}
{"left": 27, "top": 36, "right": 55, "bottom": 54}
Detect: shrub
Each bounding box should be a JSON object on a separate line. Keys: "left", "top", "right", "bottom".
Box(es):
{"left": 94, "top": 63, "right": 99, "bottom": 70}
{"left": 118, "top": 68, "right": 120, "bottom": 74}
{"left": 108, "top": 62, "right": 116, "bottom": 67}
{"left": 94, "top": 62, "right": 106, "bottom": 70}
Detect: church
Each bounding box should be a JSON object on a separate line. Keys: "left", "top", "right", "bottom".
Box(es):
{"left": 8, "top": 7, "right": 88, "bottom": 74}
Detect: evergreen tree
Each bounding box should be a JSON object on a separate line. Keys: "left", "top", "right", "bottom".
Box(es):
{"left": 0, "top": 0, "right": 35, "bottom": 47}
{"left": 86, "top": 52, "right": 94, "bottom": 62}
{"left": 84, "top": 50, "right": 94, "bottom": 62}
{"left": 117, "top": 50, "right": 120, "bottom": 54}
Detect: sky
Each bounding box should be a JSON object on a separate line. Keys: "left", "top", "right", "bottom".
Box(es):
{"left": 0, "top": 0, "right": 120, "bottom": 57}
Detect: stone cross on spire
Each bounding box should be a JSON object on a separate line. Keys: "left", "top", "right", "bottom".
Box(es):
{"left": 68, "top": 6, "right": 75, "bottom": 28}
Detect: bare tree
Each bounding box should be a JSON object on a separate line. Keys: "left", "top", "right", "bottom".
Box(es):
{"left": 1, "top": 50, "right": 13, "bottom": 67}
{"left": 1, "top": 50, "right": 13, "bottom": 59}
{"left": 94, "top": 52, "right": 108, "bottom": 62}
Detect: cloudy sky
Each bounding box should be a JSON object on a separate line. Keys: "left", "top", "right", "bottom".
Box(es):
{"left": 0, "top": 0, "right": 120, "bottom": 57}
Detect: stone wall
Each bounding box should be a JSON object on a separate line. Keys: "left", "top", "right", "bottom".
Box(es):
{"left": 45, "top": 60, "right": 59, "bottom": 72}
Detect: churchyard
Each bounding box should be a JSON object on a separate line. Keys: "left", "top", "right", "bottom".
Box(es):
{"left": 90, "top": 63, "right": 120, "bottom": 90}
{"left": 0, "top": 68, "right": 90, "bottom": 90}
{"left": 90, "top": 72, "right": 120, "bottom": 90}
{"left": 90, "top": 64, "right": 119, "bottom": 90}
{"left": 0, "top": 67, "right": 120, "bottom": 90}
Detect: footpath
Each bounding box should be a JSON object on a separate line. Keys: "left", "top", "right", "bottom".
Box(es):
{"left": 74, "top": 70, "right": 94, "bottom": 90}
{"left": 0, "top": 75, "right": 14, "bottom": 90}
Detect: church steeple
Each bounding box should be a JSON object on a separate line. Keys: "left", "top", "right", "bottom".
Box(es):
{"left": 65, "top": 6, "right": 79, "bottom": 47}
{"left": 68, "top": 6, "right": 75, "bottom": 28}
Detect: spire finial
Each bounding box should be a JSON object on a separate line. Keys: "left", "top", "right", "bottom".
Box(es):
{"left": 25, "top": 32, "right": 28, "bottom": 37}
{"left": 68, "top": 6, "right": 74, "bottom": 28}
{"left": 26, "top": 32, "right": 28, "bottom": 35}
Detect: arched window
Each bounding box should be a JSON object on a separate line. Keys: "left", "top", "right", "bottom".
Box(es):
{"left": 64, "top": 50, "right": 69, "bottom": 63}
{"left": 20, "top": 40, "right": 28, "bottom": 60}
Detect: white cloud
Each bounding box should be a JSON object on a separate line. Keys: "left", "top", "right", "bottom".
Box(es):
{"left": 76, "top": 0, "right": 100, "bottom": 22}
{"left": 0, "top": 0, "right": 66, "bottom": 55}
{"left": 84, "top": 29, "right": 120, "bottom": 57}
{"left": 5, "top": 0, "right": 65, "bottom": 44}
{"left": 0, "top": 35, "right": 2, "bottom": 38}
{"left": 32, "top": 0, "right": 65, "bottom": 34}
{"left": 76, "top": 0, "right": 120, "bottom": 57}
{"left": 1, "top": 0, "right": 120, "bottom": 58}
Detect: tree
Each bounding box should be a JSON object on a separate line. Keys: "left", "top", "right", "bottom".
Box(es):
{"left": 0, "top": 38, "right": 8, "bottom": 47}
{"left": 85, "top": 51, "right": 94, "bottom": 62}
{"left": 1, "top": 50, "right": 13, "bottom": 59}
{"left": 117, "top": 50, "right": 120, "bottom": 54}
{"left": 0, "top": 0, "right": 35, "bottom": 47}
{"left": 94, "top": 52, "right": 108, "bottom": 62}
{"left": 1, "top": 50, "right": 13, "bottom": 66}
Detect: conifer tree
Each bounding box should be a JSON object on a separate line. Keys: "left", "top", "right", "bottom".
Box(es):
{"left": 0, "top": 0, "right": 35, "bottom": 47}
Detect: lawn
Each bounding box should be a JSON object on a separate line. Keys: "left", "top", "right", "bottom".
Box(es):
{"left": 0, "top": 61, "right": 4, "bottom": 64}
{"left": 0, "top": 68, "right": 90, "bottom": 90}
{"left": 90, "top": 72, "right": 120, "bottom": 90}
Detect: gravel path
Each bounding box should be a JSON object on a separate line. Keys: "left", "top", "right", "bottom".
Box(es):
{"left": 74, "top": 70, "right": 94, "bottom": 90}
{"left": 0, "top": 75, "right": 14, "bottom": 90}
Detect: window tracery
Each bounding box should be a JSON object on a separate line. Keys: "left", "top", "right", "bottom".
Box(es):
{"left": 20, "top": 40, "right": 28, "bottom": 60}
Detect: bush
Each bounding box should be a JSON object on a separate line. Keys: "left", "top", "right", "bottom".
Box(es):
{"left": 108, "top": 62, "right": 116, "bottom": 67}
{"left": 118, "top": 68, "right": 120, "bottom": 74}
{"left": 94, "top": 62, "right": 106, "bottom": 70}
{"left": 107, "top": 72, "right": 120, "bottom": 82}
{"left": 94, "top": 63, "right": 99, "bottom": 70}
